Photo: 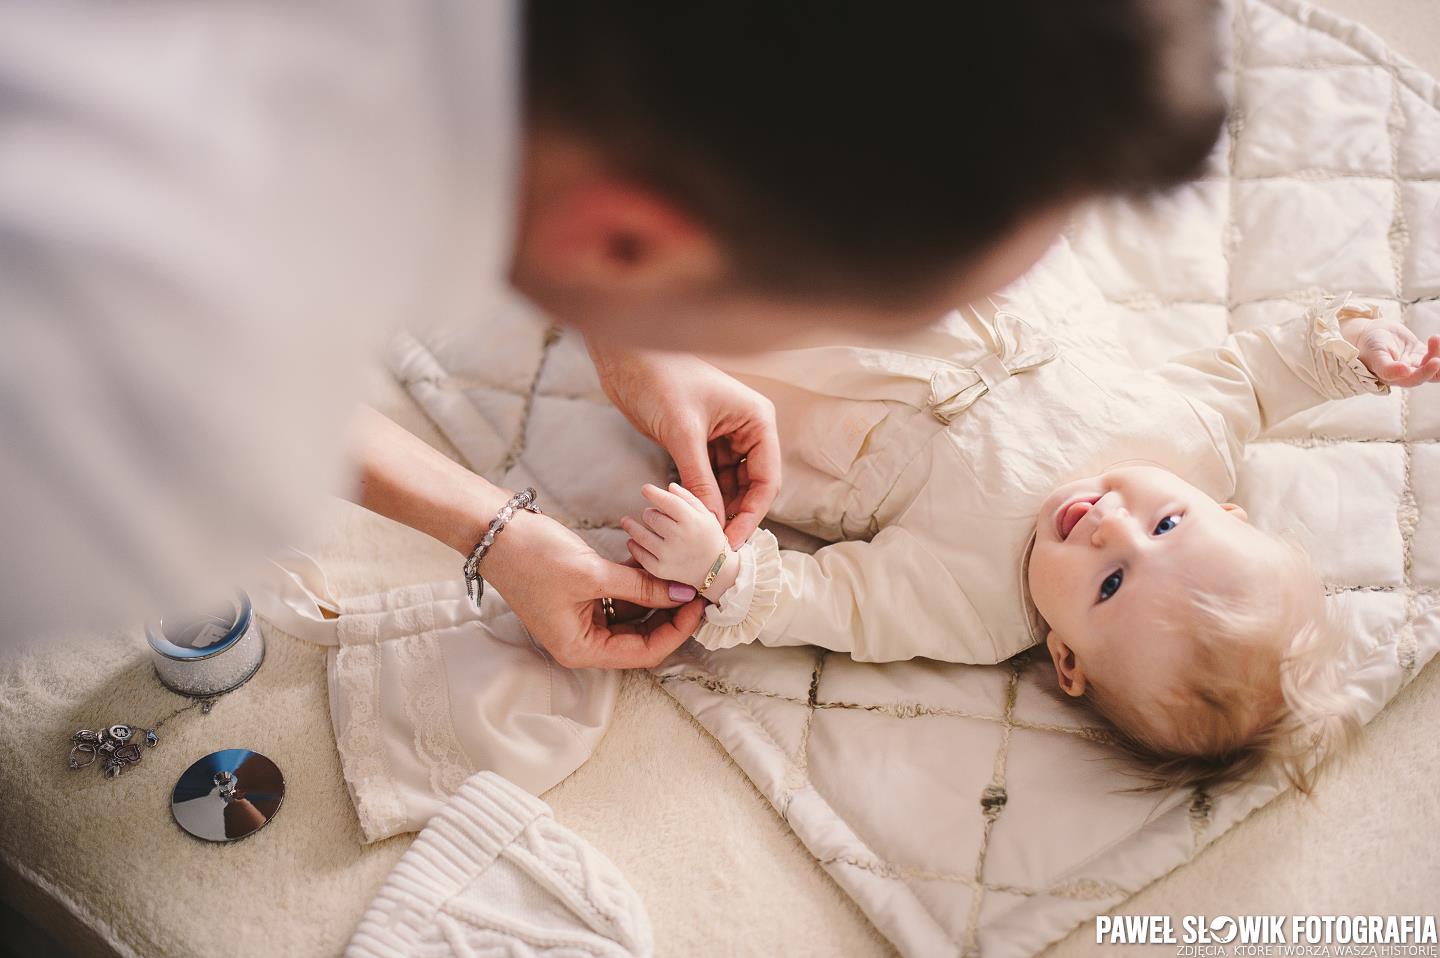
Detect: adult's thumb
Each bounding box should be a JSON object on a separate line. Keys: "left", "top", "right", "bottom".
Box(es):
{"left": 673, "top": 446, "right": 726, "bottom": 524}
{"left": 600, "top": 562, "right": 682, "bottom": 609}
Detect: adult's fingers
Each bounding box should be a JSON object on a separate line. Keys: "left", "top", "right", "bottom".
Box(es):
{"left": 712, "top": 439, "right": 742, "bottom": 509}
{"left": 601, "top": 600, "right": 705, "bottom": 668}
{"left": 669, "top": 432, "right": 726, "bottom": 526}
{"left": 716, "top": 464, "right": 740, "bottom": 510}
{"left": 721, "top": 424, "right": 781, "bottom": 546}
{"left": 608, "top": 598, "right": 651, "bottom": 622}
{"left": 609, "top": 554, "right": 693, "bottom": 619}
{"left": 599, "top": 558, "right": 682, "bottom": 609}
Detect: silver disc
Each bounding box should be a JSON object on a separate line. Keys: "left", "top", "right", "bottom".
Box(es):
{"left": 171, "top": 748, "right": 284, "bottom": 842}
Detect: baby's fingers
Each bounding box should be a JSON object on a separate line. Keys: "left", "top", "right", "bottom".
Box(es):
{"left": 625, "top": 538, "right": 663, "bottom": 577}
{"left": 1419, "top": 354, "right": 1440, "bottom": 385}
{"left": 642, "top": 507, "right": 677, "bottom": 534}
{"left": 1383, "top": 356, "right": 1440, "bottom": 387}
{"left": 621, "top": 516, "right": 666, "bottom": 556}
{"left": 641, "top": 483, "right": 690, "bottom": 521}
{"left": 1424, "top": 339, "right": 1440, "bottom": 383}
{"left": 1376, "top": 356, "right": 1416, "bottom": 382}
{"left": 668, "top": 482, "right": 711, "bottom": 516}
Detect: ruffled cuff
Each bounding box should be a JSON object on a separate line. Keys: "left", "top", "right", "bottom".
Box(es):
{"left": 703, "top": 540, "right": 759, "bottom": 627}
{"left": 1305, "top": 293, "right": 1388, "bottom": 399}
{"left": 694, "top": 528, "right": 782, "bottom": 651}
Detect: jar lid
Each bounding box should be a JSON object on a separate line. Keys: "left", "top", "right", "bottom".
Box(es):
{"left": 146, "top": 592, "right": 253, "bottom": 662}
{"left": 171, "top": 748, "right": 284, "bottom": 842}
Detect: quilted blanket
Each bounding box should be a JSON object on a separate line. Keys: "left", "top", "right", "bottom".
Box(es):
{"left": 389, "top": 1, "right": 1440, "bottom": 954}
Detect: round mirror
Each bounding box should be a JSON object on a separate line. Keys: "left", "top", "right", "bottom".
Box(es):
{"left": 171, "top": 748, "right": 284, "bottom": 842}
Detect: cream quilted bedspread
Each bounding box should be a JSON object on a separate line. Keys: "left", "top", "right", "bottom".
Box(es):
{"left": 2, "top": 2, "right": 1436, "bottom": 957}
{"left": 387, "top": 1, "right": 1440, "bottom": 955}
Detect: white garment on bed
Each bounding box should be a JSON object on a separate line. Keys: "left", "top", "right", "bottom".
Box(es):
{"left": 0, "top": 0, "right": 519, "bottom": 638}
{"left": 347, "top": 770, "right": 652, "bottom": 958}
{"left": 254, "top": 551, "right": 618, "bottom": 843}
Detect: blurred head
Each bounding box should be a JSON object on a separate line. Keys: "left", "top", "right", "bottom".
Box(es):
{"left": 515, "top": 1, "right": 1226, "bottom": 352}
{"left": 1027, "top": 465, "right": 1363, "bottom": 792}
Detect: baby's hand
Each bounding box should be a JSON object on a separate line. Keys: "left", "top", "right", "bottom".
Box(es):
{"left": 623, "top": 483, "right": 734, "bottom": 595}
{"left": 1346, "top": 318, "right": 1440, "bottom": 387}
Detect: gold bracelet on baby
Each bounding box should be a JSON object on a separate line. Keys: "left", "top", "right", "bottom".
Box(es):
{"left": 701, "top": 550, "right": 730, "bottom": 592}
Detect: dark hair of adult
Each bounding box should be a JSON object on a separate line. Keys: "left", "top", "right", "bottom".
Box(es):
{"left": 525, "top": 1, "right": 1226, "bottom": 305}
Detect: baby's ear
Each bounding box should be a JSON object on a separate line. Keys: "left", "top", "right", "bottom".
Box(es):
{"left": 1221, "top": 502, "right": 1250, "bottom": 523}
{"left": 1045, "top": 633, "right": 1086, "bottom": 698}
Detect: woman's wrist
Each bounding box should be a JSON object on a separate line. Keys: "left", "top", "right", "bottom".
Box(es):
{"left": 351, "top": 406, "right": 518, "bottom": 556}
{"left": 468, "top": 506, "right": 545, "bottom": 595}
{"left": 442, "top": 480, "right": 519, "bottom": 555}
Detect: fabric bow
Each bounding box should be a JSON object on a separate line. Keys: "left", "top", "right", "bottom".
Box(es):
{"left": 925, "top": 306, "right": 1059, "bottom": 423}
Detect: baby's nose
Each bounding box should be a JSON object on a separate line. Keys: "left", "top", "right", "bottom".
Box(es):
{"left": 1090, "top": 508, "right": 1136, "bottom": 547}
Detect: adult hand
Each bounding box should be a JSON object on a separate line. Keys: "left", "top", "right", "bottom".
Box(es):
{"left": 351, "top": 408, "right": 701, "bottom": 669}
{"left": 483, "top": 509, "right": 705, "bottom": 669}
{"left": 588, "top": 342, "right": 780, "bottom": 547}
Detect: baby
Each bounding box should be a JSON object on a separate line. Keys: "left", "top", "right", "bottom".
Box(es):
{"left": 621, "top": 249, "right": 1440, "bottom": 792}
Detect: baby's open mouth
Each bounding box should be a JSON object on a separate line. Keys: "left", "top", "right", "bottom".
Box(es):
{"left": 1056, "top": 496, "right": 1101, "bottom": 541}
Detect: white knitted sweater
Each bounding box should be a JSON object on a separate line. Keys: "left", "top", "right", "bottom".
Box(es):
{"left": 347, "top": 771, "right": 652, "bottom": 957}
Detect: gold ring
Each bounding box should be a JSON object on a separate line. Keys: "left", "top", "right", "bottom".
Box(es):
{"left": 601, "top": 597, "right": 616, "bottom": 623}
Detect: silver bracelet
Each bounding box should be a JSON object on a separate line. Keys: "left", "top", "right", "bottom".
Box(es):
{"left": 463, "top": 487, "right": 542, "bottom": 608}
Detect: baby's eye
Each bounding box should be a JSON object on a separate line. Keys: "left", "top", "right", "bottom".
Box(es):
{"left": 1153, "top": 514, "right": 1183, "bottom": 536}
{"left": 1098, "top": 570, "right": 1123, "bottom": 602}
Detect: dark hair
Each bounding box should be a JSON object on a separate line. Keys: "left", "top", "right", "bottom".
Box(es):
{"left": 525, "top": 2, "right": 1225, "bottom": 304}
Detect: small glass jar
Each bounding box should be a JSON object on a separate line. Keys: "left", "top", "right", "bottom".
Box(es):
{"left": 146, "top": 591, "right": 265, "bottom": 697}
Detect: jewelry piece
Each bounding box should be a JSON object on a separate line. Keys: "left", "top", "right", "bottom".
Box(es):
{"left": 600, "top": 597, "right": 616, "bottom": 623}
{"left": 701, "top": 550, "right": 730, "bottom": 592}
{"left": 67, "top": 697, "right": 215, "bottom": 779}
{"left": 214, "top": 769, "right": 239, "bottom": 801}
{"left": 463, "top": 488, "right": 542, "bottom": 608}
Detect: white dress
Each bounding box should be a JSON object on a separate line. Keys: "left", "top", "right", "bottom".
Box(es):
{"left": 254, "top": 551, "right": 619, "bottom": 844}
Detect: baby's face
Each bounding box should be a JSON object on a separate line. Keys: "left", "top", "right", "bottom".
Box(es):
{"left": 1027, "top": 465, "right": 1264, "bottom": 706}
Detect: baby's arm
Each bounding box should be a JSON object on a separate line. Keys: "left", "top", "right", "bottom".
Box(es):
{"left": 1155, "top": 296, "right": 1438, "bottom": 452}
{"left": 622, "top": 482, "right": 999, "bottom": 663}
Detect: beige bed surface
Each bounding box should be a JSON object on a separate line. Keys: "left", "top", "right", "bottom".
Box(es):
{"left": 3, "top": 2, "right": 1437, "bottom": 956}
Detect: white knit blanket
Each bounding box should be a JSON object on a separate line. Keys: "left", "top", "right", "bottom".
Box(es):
{"left": 390, "top": 1, "right": 1440, "bottom": 955}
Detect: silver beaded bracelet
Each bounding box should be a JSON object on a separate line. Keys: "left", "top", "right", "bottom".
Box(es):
{"left": 463, "top": 487, "right": 542, "bottom": 608}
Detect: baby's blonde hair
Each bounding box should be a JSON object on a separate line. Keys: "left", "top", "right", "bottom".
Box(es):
{"left": 1069, "top": 538, "right": 1364, "bottom": 796}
